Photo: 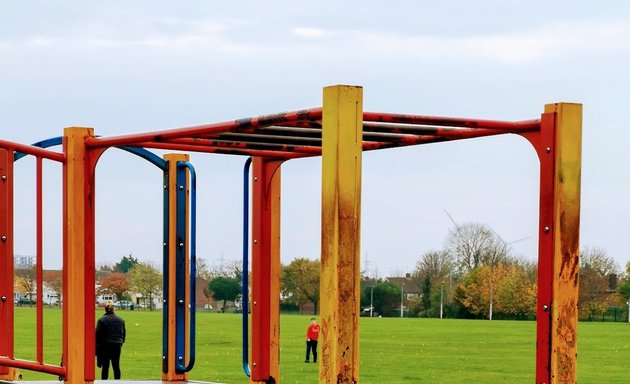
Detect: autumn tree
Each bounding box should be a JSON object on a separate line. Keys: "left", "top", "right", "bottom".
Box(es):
{"left": 128, "top": 262, "right": 162, "bottom": 310}
{"left": 456, "top": 262, "right": 536, "bottom": 319}
{"left": 98, "top": 272, "right": 131, "bottom": 301}
{"left": 579, "top": 247, "right": 619, "bottom": 320}
{"left": 208, "top": 277, "right": 241, "bottom": 312}
{"left": 281, "top": 258, "right": 320, "bottom": 314}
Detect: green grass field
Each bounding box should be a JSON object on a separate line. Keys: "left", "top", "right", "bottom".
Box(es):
{"left": 11, "top": 307, "right": 629, "bottom": 383}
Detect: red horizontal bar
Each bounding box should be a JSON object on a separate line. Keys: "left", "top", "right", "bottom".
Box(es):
{"left": 0, "top": 140, "right": 65, "bottom": 162}
{"left": 163, "top": 138, "right": 322, "bottom": 155}
{"left": 0, "top": 357, "right": 66, "bottom": 377}
{"left": 135, "top": 141, "right": 310, "bottom": 160}
{"left": 363, "top": 111, "right": 541, "bottom": 131}
{"left": 87, "top": 108, "right": 323, "bottom": 148}
{"left": 362, "top": 127, "right": 515, "bottom": 151}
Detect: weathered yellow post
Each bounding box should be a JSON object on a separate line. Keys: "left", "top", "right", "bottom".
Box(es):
{"left": 320, "top": 85, "right": 363, "bottom": 384}
{"left": 548, "top": 103, "right": 582, "bottom": 384}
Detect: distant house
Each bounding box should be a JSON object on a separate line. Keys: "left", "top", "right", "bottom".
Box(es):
{"left": 384, "top": 274, "right": 421, "bottom": 300}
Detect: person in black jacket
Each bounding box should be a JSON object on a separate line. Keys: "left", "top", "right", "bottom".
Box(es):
{"left": 96, "top": 300, "right": 126, "bottom": 380}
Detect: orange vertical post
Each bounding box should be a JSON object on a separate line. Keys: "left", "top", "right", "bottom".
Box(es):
{"left": 525, "top": 103, "right": 582, "bottom": 384}
{"left": 0, "top": 148, "right": 19, "bottom": 381}
{"left": 63, "top": 127, "right": 96, "bottom": 384}
{"left": 162, "top": 153, "right": 190, "bottom": 382}
{"left": 250, "top": 157, "right": 282, "bottom": 383}
{"left": 319, "top": 85, "right": 363, "bottom": 384}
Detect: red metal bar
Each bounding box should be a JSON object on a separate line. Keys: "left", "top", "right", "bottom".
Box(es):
{"left": 0, "top": 140, "right": 65, "bottom": 162}
{"left": 250, "top": 158, "right": 282, "bottom": 382}
{"left": 363, "top": 111, "right": 541, "bottom": 131}
{"left": 135, "top": 141, "right": 308, "bottom": 160}
{"left": 0, "top": 149, "right": 15, "bottom": 373}
{"left": 36, "top": 157, "right": 44, "bottom": 363}
{"left": 0, "top": 357, "right": 66, "bottom": 377}
{"left": 84, "top": 150, "right": 97, "bottom": 381}
{"left": 363, "top": 121, "right": 540, "bottom": 135}
{"left": 521, "top": 112, "right": 556, "bottom": 384}
{"left": 86, "top": 108, "right": 323, "bottom": 148}
{"left": 160, "top": 138, "right": 322, "bottom": 155}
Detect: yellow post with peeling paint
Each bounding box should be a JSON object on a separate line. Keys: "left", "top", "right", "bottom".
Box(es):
{"left": 320, "top": 85, "right": 363, "bottom": 384}
{"left": 547, "top": 103, "right": 582, "bottom": 384}
{"left": 162, "top": 153, "right": 190, "bottom": 382}
{"left": 63, "top": 127, "right": 94, "bottom": 384}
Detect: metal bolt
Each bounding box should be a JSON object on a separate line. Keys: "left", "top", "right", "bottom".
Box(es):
{"left": 178, "top": 356, "right": 183, "bottom": 361}
{"left": 253, "top": 239, "right": 258, "bottom": 244}
{"left": 179, "top": 242, "right": 184, "bottom": 247}
{"left": 164, "top": 185, "right": 167, "bottom": 189}
{"left": 1, "top": 296, "right": 6, "bottom": 302}
{"left": 162, "top": 356, "right": 166, "bottom": 360}
{"left": 543, "top": 305, "right": 549, "bottom": 311}
{"left": 253, "top": 301, "right": 257, "bottom": 305}
{"left": 179, "top": 299, "right": 184, "bottom": 304}
{"left": 179, "top": 185, "right": 184, "bottom": 190}
{"left": 546, "top": 147, "right": 551, "bottom": 153}
{"left": 254, "top": 177, "right": 258, "bottom": 181}
{"left": 1, "top": 236, "right": 6, "bottom": 241}
{"left": 544, "top": 226, "right": 550, "bottom": 233}
{"left": 253, "top": 362, "right": 257, "bottom": 367}
{"left": 163, "top": 242, "right": 167, "bottom": 246}
{"left": 1, "top": 175, "right": 6, "bottom": 181}
{"left": 163, "top": 299, "right": 167, "bottom": 303}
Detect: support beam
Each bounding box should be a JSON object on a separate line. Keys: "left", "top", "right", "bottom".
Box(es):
{"left": 63, "top": 127, "right": 96, "bottom": 384}
{"left": 320, "top": 85, "right": 363, "bottom": 384}
{"left": 525, "top": 103, "right": 582, "bottom": 384}
{"left": 162, "top": 153, "right": 190, "bottom": 382}
{"left": 250, "top": 157, "right": 282, "bottom": 383}
{"left": 0, "top": 148, "right": 19, "bottom": 381}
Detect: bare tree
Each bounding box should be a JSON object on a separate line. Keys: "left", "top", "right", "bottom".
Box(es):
{"left": 445, "top": 222, "right": 509, "bottom": 273}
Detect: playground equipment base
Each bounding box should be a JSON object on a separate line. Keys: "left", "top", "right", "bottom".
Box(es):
{"left": 0, "top": 381, "right": 224, "bottom": 384}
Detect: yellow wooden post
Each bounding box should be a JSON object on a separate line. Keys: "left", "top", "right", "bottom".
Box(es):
{"left": 63, "top": 127, "right": 94, "bottom": 384}
{"left": 320, "top": 85, "right": 363, "bottom": 384}
{"left": 162, "top": 153, "right": 190, "bottom": 382}
{"left": 547, "top": 103, "right": 582, "bottom": 384}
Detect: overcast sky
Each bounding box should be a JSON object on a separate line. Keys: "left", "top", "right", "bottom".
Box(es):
{"left": 2, "top": 1, "right": 630, "bottom": 276}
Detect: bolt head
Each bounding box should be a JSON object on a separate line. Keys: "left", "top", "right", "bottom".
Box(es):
{"left": 1, "top": 236, "right": 6, "bottom": 241}
{"left": 179, "top": 299, "right": 184, "bottom": 304}
{"left": 546, "top": 147, "right": 551, "bottom": 153}
{"left": 544, "top": 226, "right": 550, "bottom": 233}
{"left": 1, "top": 175, "right": 6, "bottom": 180}
{"left": 179, "top": 185, "right": 184, "bottom": 190}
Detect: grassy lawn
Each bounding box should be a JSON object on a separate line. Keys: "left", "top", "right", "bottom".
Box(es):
{"left": 12, "top": 307, "right": 630, "bottom": 383}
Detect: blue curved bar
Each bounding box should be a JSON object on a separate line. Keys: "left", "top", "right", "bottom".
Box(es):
{"left": 13, "top": 135, "right": 167, "bottom": 171}
{"left": 175, "top": 161, "right": 196, "bottom": 373}
{"left": 13, "top": 137, "right": 63, "bottom": 161}
{"left": 242, "top": 157, "right": 252, "bottom": 377}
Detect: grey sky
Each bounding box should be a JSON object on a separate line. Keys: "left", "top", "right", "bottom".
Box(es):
{"left": 2, "top": 1, "right": 630, "bottom": 275}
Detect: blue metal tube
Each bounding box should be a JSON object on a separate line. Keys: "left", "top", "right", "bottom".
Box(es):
{"left": 242, "top": 157, "right": 252, "bottom": 377}
{"left": 176, "top": 161, "right": 196, "bottom": 373}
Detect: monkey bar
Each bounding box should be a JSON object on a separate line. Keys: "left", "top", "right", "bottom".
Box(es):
{"left": 0, "top": 85, "right": 582, "bottom": 384}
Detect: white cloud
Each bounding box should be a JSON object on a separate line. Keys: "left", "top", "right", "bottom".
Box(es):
{"left": 294, "top": 27, "right": 329, "bottom": 38}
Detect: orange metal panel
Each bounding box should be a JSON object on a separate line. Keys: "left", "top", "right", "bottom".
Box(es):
{"left": 320, "top": 85, "right": 363, "bottom": 384}
{"left": 250, "top": 157, "right": 282, "bottom": 383}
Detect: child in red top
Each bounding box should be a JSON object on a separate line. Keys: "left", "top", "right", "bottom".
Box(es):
{"left": 305, "top": 317, "right": 320, "bottom": 363}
